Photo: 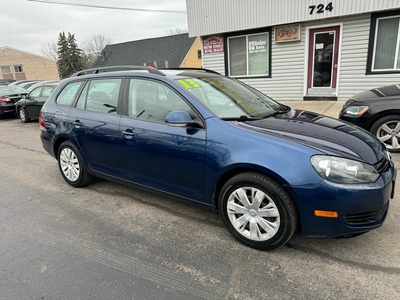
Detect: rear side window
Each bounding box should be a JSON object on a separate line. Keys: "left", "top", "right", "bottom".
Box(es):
{"left": 30, "top": 87, "right": 42, "bottom": 98}
{"left": 42, "top": 86, "right": 55, "bottom": 97}
{"left": 74, "top": 78, "right": 122, "bottom": 114}
{"left": 57, "top": 81, "right": 83, "bottom": 106}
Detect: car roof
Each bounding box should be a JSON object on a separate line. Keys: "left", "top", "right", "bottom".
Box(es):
{"left": 68, "top": 66, "right": 221, "bottom": 81}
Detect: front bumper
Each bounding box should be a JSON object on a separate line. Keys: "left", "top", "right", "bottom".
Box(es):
{"left": 339, "top": 113, "right": 370, "bottom": 130}
{"left": 291, "top": 163, "right": 396, "bottom": 237}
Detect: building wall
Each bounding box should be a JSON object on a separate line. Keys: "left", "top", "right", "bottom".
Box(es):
{"left": 0, "top": 48, "right": 59, "bottom": 81}
{"left": 180, "top": 37, "right": 202, "bottom": 68}
{"left": 203, "top": 53, "right": 225, "bottom": 75}
{"left": 202, "top": 14, "right": 400, "bottom": 101}
{"left": 187, "top": 0, "right": 400, "bottom": 37}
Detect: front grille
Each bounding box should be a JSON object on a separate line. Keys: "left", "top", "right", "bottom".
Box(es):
{"left": 374, "top": 157, "right": 390, "bottom": 174}
{"left": 344, "top": 202, "right": 388, "bottom": 226}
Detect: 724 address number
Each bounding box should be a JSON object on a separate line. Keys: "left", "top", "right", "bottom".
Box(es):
{"left": 309, "top": 2, "right": 333, "bottom": 15}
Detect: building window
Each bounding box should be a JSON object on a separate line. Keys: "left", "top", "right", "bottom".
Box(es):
{"left": 227, "top": 32, "right": 270, "bottom": 77}
{"left": 367, "top": 10, "right": 400, "bottom": 74}
{"left": 1, "top": 66, "right": 11, "bottom": 74}
{"left": 14, "top": 65, "right": 24, "bottom": 73}
{"left": 197, "top": 49, "right": 202, "bottom": 59}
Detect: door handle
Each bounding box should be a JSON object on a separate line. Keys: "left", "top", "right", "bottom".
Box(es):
{"left": 72, "top": 120, "right": 81, "bottom": 128}
{"left": 122, "top": 129, "right": 135, "bottom": 138}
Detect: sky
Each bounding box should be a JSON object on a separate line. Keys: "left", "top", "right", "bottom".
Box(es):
{"left": 0, "top": 0, "right": 188, "bottom": 56}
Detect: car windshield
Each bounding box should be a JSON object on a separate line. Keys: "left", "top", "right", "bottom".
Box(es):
{"left": 0, "top": 86, "right": 27, "bottom": 94}
{"left": 175, "top": 76, "right": 286, "bottom": 119}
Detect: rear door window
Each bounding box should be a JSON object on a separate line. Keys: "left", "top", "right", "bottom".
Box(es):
{"left": 56, "top": 81, "right": 84, "bottom": 106}
{"left": 74, "top": 78, "right": 122, "bottom": 114}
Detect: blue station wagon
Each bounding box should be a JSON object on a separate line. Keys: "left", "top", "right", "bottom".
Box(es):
{"left": 40, "top": 67, "right": 396, "bottom": 250}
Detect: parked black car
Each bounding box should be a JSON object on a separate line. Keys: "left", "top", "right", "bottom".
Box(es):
{"left": 339, "top": 84, "right": 400, "bottom": 152}
{"left": 0, "top": 86, "right": 28, "bottom": 118}
{"left": 16, "top": 82, "right": 58, "bottom": 122}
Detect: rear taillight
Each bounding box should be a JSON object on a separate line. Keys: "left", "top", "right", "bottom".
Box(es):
{"left": 0, "top": 96, "right": 10, "bottom": 103}
{"left": 39, "top": 115, "right": 46, "bottom": 131}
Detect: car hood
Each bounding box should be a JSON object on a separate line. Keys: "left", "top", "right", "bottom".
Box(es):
{"left": 238, "top": 109, "right": 386, "bottom": 164}
{"left": 349, "top": 84, "right": 400, "bottom": 102}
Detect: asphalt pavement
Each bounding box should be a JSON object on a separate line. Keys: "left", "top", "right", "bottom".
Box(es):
{"left": 1, "top": 109, "right": 400, "bottom": 300}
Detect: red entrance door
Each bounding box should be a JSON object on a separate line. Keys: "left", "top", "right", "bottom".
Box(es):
{"left": 307, "top": 26, "right": 340, "bottom": 90}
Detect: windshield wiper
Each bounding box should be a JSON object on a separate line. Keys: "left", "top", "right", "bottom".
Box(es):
{"left": 262, "top": 108, "right": 290, "bottom": 118}
{"left": 221, "top": 115, "right": 261, "bottom": 121}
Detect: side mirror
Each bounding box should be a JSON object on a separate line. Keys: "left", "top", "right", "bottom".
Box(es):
{"left": 165, "top": 110, "right": 197, "bottom": 127}
{"left": 21, "top": 95, "right": 26, "bottom": 99}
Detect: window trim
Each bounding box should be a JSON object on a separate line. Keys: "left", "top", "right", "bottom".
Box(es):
{"left": 367, "top": 9, "right": 400, "bottom": 75}
{"left": 56, "top": 80, "right": 86, "bottom": 107}
{"left": 1, "top": 66, "right": 11, "bottom": 74}
{"left": 14, "top": 65, "right": 24, "bottom": 73}
{"left": 224, "top": 27, "right": 272, "bottom": 79}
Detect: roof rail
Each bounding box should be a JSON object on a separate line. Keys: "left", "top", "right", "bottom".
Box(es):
{"left": 70, "top": 66, "right": 166, "bottom": 77}
{"left": 158, "top": 67, "right": 221, "bottom": 75}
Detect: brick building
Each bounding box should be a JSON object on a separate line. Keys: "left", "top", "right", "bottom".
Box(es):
{"left": 0, "top": 47, "right": 59, "bottom": 81}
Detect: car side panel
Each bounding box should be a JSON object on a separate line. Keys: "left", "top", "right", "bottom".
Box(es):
{"left": 68, "top": 108, "right": 122, "bottom": 176}
{"left": 119, "top": 116, "right": 207, "bottom": 202}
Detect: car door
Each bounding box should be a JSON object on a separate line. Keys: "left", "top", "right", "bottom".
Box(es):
{"left": 68, "top": 78, "right": 123, "bottom": 176}
{"left": 30, "top": 85, "right": 54, "bottom": 118}
{"left": 119, "top": 78, "right": 207, "bottom": 202}
{"left": 25, "top": 86, "right": 42, "bottom": 117}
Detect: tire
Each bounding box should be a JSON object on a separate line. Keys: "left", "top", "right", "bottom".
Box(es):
{"left": 371, "top": 115, "right": 400, "bottom": 153}
{"left": 57, "top": 141, "right": 93, "bottom": 187}
{"left": 219, "top": 172, "right": 298, "bottom": 251}
{"left": 19, "top": 108, "right": 30, "bottom": 123}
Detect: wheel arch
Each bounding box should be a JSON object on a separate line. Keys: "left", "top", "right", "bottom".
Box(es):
{"left": 366, "top": 110, "right": 400, "bottom": 131}
{"left": 53, "top": 136, "right": 71, "bottom": 159}
{"left": 212, "top": 165, "right": 299, "bottom": 214}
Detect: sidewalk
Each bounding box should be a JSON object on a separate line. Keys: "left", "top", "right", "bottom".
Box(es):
{"left": 279, "top": 101, "right": 346, "bottom": 118}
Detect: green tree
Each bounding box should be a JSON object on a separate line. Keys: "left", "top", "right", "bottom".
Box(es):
{"left": 67, "top": 32, "right": 84, "bottom": 72}
{"left": 57, "top": 32, "right": 84, "bottom": 78}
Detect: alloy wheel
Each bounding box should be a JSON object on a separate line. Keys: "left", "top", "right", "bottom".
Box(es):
{"left": 19, "top": 109, "right": 26, "bottom": 122}
{"left": 376, "top": 120, "right": 400, "bottom": 150}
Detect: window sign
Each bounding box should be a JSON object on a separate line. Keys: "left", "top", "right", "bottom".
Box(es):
{"left": 248, "top": 34, "right": 268, "bottom": 75}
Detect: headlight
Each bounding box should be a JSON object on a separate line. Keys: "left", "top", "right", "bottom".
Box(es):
{"left": 311, "top": 155, "right": 379, "bottom": 184}
{"left": 343, "top": 105, "right": 369, "bottom": 116}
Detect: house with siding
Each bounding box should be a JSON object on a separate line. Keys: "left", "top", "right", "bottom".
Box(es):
{"left": 0, "top": 47, "right": 59, "bottom": 81}
{"left": 186, "top": 0, "right": 400, "bottom": 101}
{"left": 92, "top": 33, "right": 202, "bottom": 69}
